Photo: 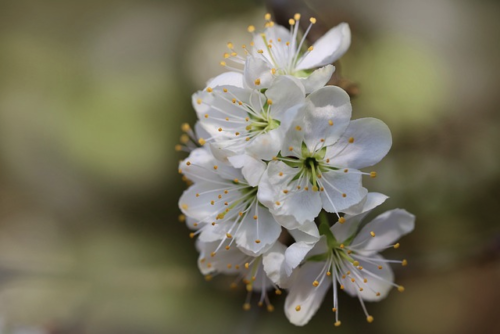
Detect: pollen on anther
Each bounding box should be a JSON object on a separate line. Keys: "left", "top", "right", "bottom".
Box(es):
{"left": 275, "top": 289, "right": 282, "bottom": 295}
{"left": 275, "top": 201, "right": 281, "bottom": 206}
{"left": 339, "top": 217, "right": 346, "bottom": 224}
{"left": 226, "top": 233, "right": 232, "bottom": 239}
{"left": 376, "top": 292, "right": 381, "bottom": 296}
{"left": 243, "top": 303, "right": 251, "bottom": 311}
{"left": 332, "top": 308, "right": 337, "bottom": 312}
{"left": 257, "top": 49, "right": 264, "bottom": 54}
{"left": 196, "top": 98, "right": 202, "bottom": 105}
{"left": 225, "top": 245, "right": 230, "bottom": 250}
{"left": 402, "top": 259, "right": 408, "bottom": 266}
{"left": 353, "top": 261, "right": 360, "bottom": 266}
{"left": 227, "top": 42, "right": 234, "bottom": 49}
{"left": 233, "top": 178, "right": 239, "bottom": 183}
{"left": 364, "top": 278, "right": 368, "bottom": 283}
{"left": 247, "top": 25, "right": 255, "bottom": 33}
{"left": 264, "top": 13, "right": 271, "bottom": 20}
{"left": 210, "top": 200, "right": 214, "bottom": 205}
{"left": 326, "top": 271, "right": 331, "bottom": 276}
{"left": 342, "top": 193, "right": 347, "bottom": 198}
{"left": 289, "top": 146, "right": 293, "bottom": 151}
{"left": 295, "top": 305, "right": 301, "bottom": 311}
{"left": 255, "top": 239, "right": 261, "bottom": 244}
{"left": 235, "top": 132, "right": 240, "bottom": 136}
{"left": 328, "top": 120, "right": 333, "bottom": 126}
{"left": 398, "top": 286, "right": 405, "bottom": 292}
{"left": 189, "top": 232, "right": 195, "bottom": 238}
{"left": 370, "top": 231, "right": 376, "bottom": 237}
{"left": 294, "top": 13, "right": 301, "bottom": 20}
{"left": 181, "top": 204, "right": 188, "bottom": 210}
{"left": 279, "top": 172, "right": 283, "bottom": 176}
{"left": 335, "top": 321, "right": 341, "bottom": 327}
{"left": 289, "top": 18, "right": 296, "bottom": 25}
{"left": 206, "top": 87, "right": 213, "bottom": 93}
{"left": 312, "top": 280, "right": 319, "bottom": 287}
{"left": 308, "top": 46, "right": 314, "bottom": 51}
{"left": 340, "top": 285, "right": 344, "bottom": 290}
{"left": 210, "top": 252, "right": 216, "bottom": 257}
{"left": 370, "top": 171, "right": 377, "bottom": 178}
{"left": 310, "top": 17, "right": 317, "bottom": 24}
{"left": 267, "top": 99, "right": 273, "bottom": 105}
{"left": 348, "top": 137, "right": 355, "bottom": 143}
{"left": 204, "top": 114, "right": 208, "bottom": 119}
{"left": 220, "top": 61, "right": 226, "bottom": 66}
{"left": 378, "top": 265, "right": 383, "bottom": 270}
{"left": 254, "top": 78, "right": 261, "bottom": 85}
{"left": 213, "top": 165, "right": 218, "bottom": 170}
{"left": 271, "top": 68, "right": 276, "bottom": 74}
{"left": 283, "top": 190, "right": 289, "bottom": 194}
{"left": 295, "top": 125, "right": 302, "bottom": 131}
{"left": 367, "top": 316, "right": 374, "bottom": 323}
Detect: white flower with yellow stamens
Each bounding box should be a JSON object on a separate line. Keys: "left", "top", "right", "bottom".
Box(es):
{"left": 193, "top": 75, "right": 305, "bottom": 160}
{"left": 178, "top": 148, "right": 282, "bottom": 256}
{"left": 258, "top": 85, "right": 392, "bottom": 229}
{"left": 283, "top": 205, "right": 415, "bottom": 326}
{"left": 197, "top": 237, "right": 286, "bottom": 311}
{"left": 221, "top": 13, "right": 350, "bottom": 93}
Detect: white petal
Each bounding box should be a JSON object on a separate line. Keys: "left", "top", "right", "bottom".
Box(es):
{"left": 319, "top": 169, "right": 367, "bottom": 213}
{"left": 234, "top": 203, "right": 282, "bottom": 256}
{"left": 262, "top": 242, "right": 290, "bottom": 287}
{"left": 298, "top": 65, "right": 335, "bottom": 94}
{"left": 301, "top": 86, "right": 352, "bottom": 152}
{"left": 343, "top": 254, "right": 394, "bottom": 301}
{"left": 326, "top": 118, "right": 392, "bottom": 169}
{"left": 196, "top": 238, "right": 248, "bottom": 275}
{"left": 206, "top": 71, "right": 244, "bottom": 88}
{"left": 332, "top": 192, "right": 389, "bottom": 242}
{"left": 246, "top": 128, "right": 284, "bottom": 161}
{"left": 244, "top": 56, "right": 274, "bottom": 88}
{"left": 284, "top": 262, "right": 331, "bottom": 326}
{"left": 288, "top": 220, "right": 320, "bottom": 244}
{"left": 266, "top": 75, "right": 305, "bottom": 120}
{"left": 295, "top": 23, "right": 351, "bottom": 71}
{"left": 284, "top": 242, "right": 315, "bottom": 276}
{"left": 353, "top": 209, "right": 416, "bottom": 256}
{"left": 227, "top": 154, "right": 266, "bottom": 187}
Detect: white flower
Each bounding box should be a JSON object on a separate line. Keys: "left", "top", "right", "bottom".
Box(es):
{"left": 178, "top": 148, "right": 282, "bottom": 256}
{"left": 258, "top": 86, "right": 392, "bottom": 228}
{"left": 197, "top": 237, "right": 285, "bottom": 311}
{"left": 221, "top": 13, "right": 351, "bottom": 93}
{"left": 193, "top": 75, "right": 305, "bottom": 161}
{"left": 283, "top": 206, "right": 415, "bottom": 326}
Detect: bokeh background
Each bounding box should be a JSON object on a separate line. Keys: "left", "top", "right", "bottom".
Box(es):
{"left": 0, "top": 0, "right": 499, "bottom": 333}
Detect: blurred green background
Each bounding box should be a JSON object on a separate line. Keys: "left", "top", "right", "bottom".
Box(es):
{"left": 0, "top": 0, "right": 499, "bottom": 333}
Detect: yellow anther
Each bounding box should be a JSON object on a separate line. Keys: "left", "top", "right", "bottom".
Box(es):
{"left": 213, "top": 165, "right": 218, "bottom": 170}
{"left": 264, "top": 13, "right": 271, "bottom": 20}
{"left": 402, "top": 259, "right": 408, "bottom": 266}
{"left": 244, "top": 262, "right": 249, "bottom": 269}
{"left": 255, "top": 239, "right": 261, "bottom": 243}
{"left": 351, "top": 278, "right": 355, "bottom": 283}
{"left": 283, "top": 190, "right": 289, "bottom": 194}
{"left": 342, "top": 193, "right": 347, "bottom": 198}
{"left": 398, "top": 286, "right": 405, "bottom": 292}
{"left": 181, "top": 203, "right": 188, "bottom": 210}
{"left": 204, "top": 114, "right": 208, "bottom": 118}
{"left": 245, "top": 117, "right": 249, "bottom": 121}
{"left": 178, "top": 214, "right": 186, "bottom": 223}
{"left": 295, "top": 125, "right": 302, "bottom": 131}
{"left": 267, "top": 99, "right": 273, "bottom": 105}
{"left": 339, "top": 217, "right": 346, "bottom": 224}
{"left": 308, "top": 46, "right": 314, "bottom": 51}
{"left": 218, "top": 127, "right": 222, "bottom": 132}
{"left": 233, "top": 178, "right": 239, "bottom": 183}
{"left": 328, "top": 120, "right": 333, "bottom": 126}
{"left": 206, "top": 87, "right": 213, "bottom": 92}
{"left": 232, "top": 98, "right": 236, "bottom": 103}
{"left": 225, "top": 117, "right": 229, "bottom": 121}
{"left": 186, "top": 161, "right": 191, "bottom": 166}
{"left": 376, "top": 292, "right": 381, "bottom": 296}
{"left": 295, "top": 305, "right": 301, "bottom": 311}
{"left": 275, "top": 201, "right": 281, "bottom": 206}
{"left": 294, "top": 13, "right": 301, "bottom": 20}
{"left": 312, "top": 280, "right": 319, "bottom": 287}
{"left": 210, "top": 200, "right": 214, "bottom": 205}
{"left": 346, "top": 271, "right": 351, "bottom": 275}
{"left": 340, "top": 244, "right": 344, "bottom": 248}
{"left": 271, "top": 68, "right": 276, "bottom": 74}
{"left": 257, "top": 49, "right": 264, "bottom": 54}
{"left": 304, "top": 187, "right": 309, "bottom": 191}
{"left": 310, "top": 17, "right": 317, "bottom": 24}
{"left": 367, "top": 316, "right": 374, "bottom": 323}
{"left": 205, "top": 275, "right": 212, "bottom": 281}
{"left": 370, "top": 171, "right": 377, "bottom": 178}
{"left": 189, "top": 232, "right": 195, "bottom": 238}
{"left": 344, "top": 169, "right": 349, "bottom": 173}
{"left": 247, "top": 25, "right": 255, "bottom": 33}
{"left": 225, "top": 245, "right": 230, "bottom": 250}
{"left": 326, "top": 271, "right": 331, "bottom": 276}
{"left": 227, "top": 42, "right": 234, "bottom": 49}
{"left": 266, "top": 304, "right": 274, "bottom": 312}
{"left": 326, "top": 158, "right": 330, "bottom": 163}
{"left": 254, "top": 78, "right": 261, "bottom": 85}
{"left": 223, "top": 88, "right": 228, "bottom": 93}
{"left": 235, "top": 132, "right": 240, "bottom": 136}
{"left": 370, "top": 231, "right": 376, "bottom": 237}
{"left": 275, "top": 289, "right": 282, "bottom": 295}
{"left": 378, "top": 265, "right": 383, "bottom": 270}
{"left": 279, "top": 172, "right": 283, "bottom": 176}
{"left": 289, "top": 18, "right": 296, "bottom": 25}
{"left": 226, "top": 233, "right": 232, "bottom": 238}
{"left": 353, "top": 261, "right": 360, "bottom": 266}
{"left": 335, "top": 321, "right": 341, "bottom": 327}
{"left": 286, "top": 41, "right": 290, "bottom": 46}
{"left": 253, "top": 215, "right": 258, "bottom": 220}
{"left": 289, "top": 146, "right": 293, "bottom": 151}
{"left": 348, "top": 137, "right": 354, "bottom": 143}
{"left": 181, "top": 123, "right": 190, "bottom": 132}
{"left": 223, "top": 52, "right": 230, "bottom": 58}
{"left": 175, "top": 144, "right": 182, "bottom": 151}
{"left": 340, "top": 285, "right": 344, "bottom": 290}
{"left": 220, "top": 61, "right": 226, "bottom": 66}
{"left": 243, "top": 303, "right": 251, "bottom": 311}
{"left": 360, "top": 288, "right": 364, "bottom": 291}
{"left": 227, "top": 264, "right": 232, "bottom": 269}
{"left": 312, "top": 186, "right": 318, "bottom": 192}
{"left": 364, "top": 278, "right": 368, "bottom": 283}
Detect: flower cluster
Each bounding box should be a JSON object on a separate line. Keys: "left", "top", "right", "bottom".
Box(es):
{"left": 177, "top": 13, "right": 415, "bottom": 327}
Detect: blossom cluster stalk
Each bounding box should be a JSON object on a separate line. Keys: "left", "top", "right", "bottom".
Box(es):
{"left": 177, "top": 13, "right": 415, "bottom": 327}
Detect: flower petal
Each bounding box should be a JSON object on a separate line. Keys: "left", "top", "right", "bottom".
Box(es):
{"left": 326, "top": 118, "right": 392, "bottom": 169}
{"left": 298, "top": 65, "right": 335, "bottom": 94}
{"left": 227, "top": 154, "right": 266, "bottom": 187}
{"left": 284, "top": 261, "right": 331, "bottom": 326}
{"left": 266, "top": 75, "right": 305, "bottom": 120}
{"left": 295, "top": 23, "right": 351, "bottom": 71}
{"left": 319, "top": 169, "right": 367, "bottom": 213}
{"left": 244, "top": 56, "right": 274, "bottom": 88}
{"left": 353, "top": 209, "right": 416, "bottom": 256}
{"left": 207, "top": 71, "right": 244, "bottom": 89}
{"left": 262, "top": 241, "right": 290, "bottom": 287}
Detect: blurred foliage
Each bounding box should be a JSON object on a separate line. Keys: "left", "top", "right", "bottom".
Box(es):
{"left": 0, "top": 0, "right": 499, "bottom": 333}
